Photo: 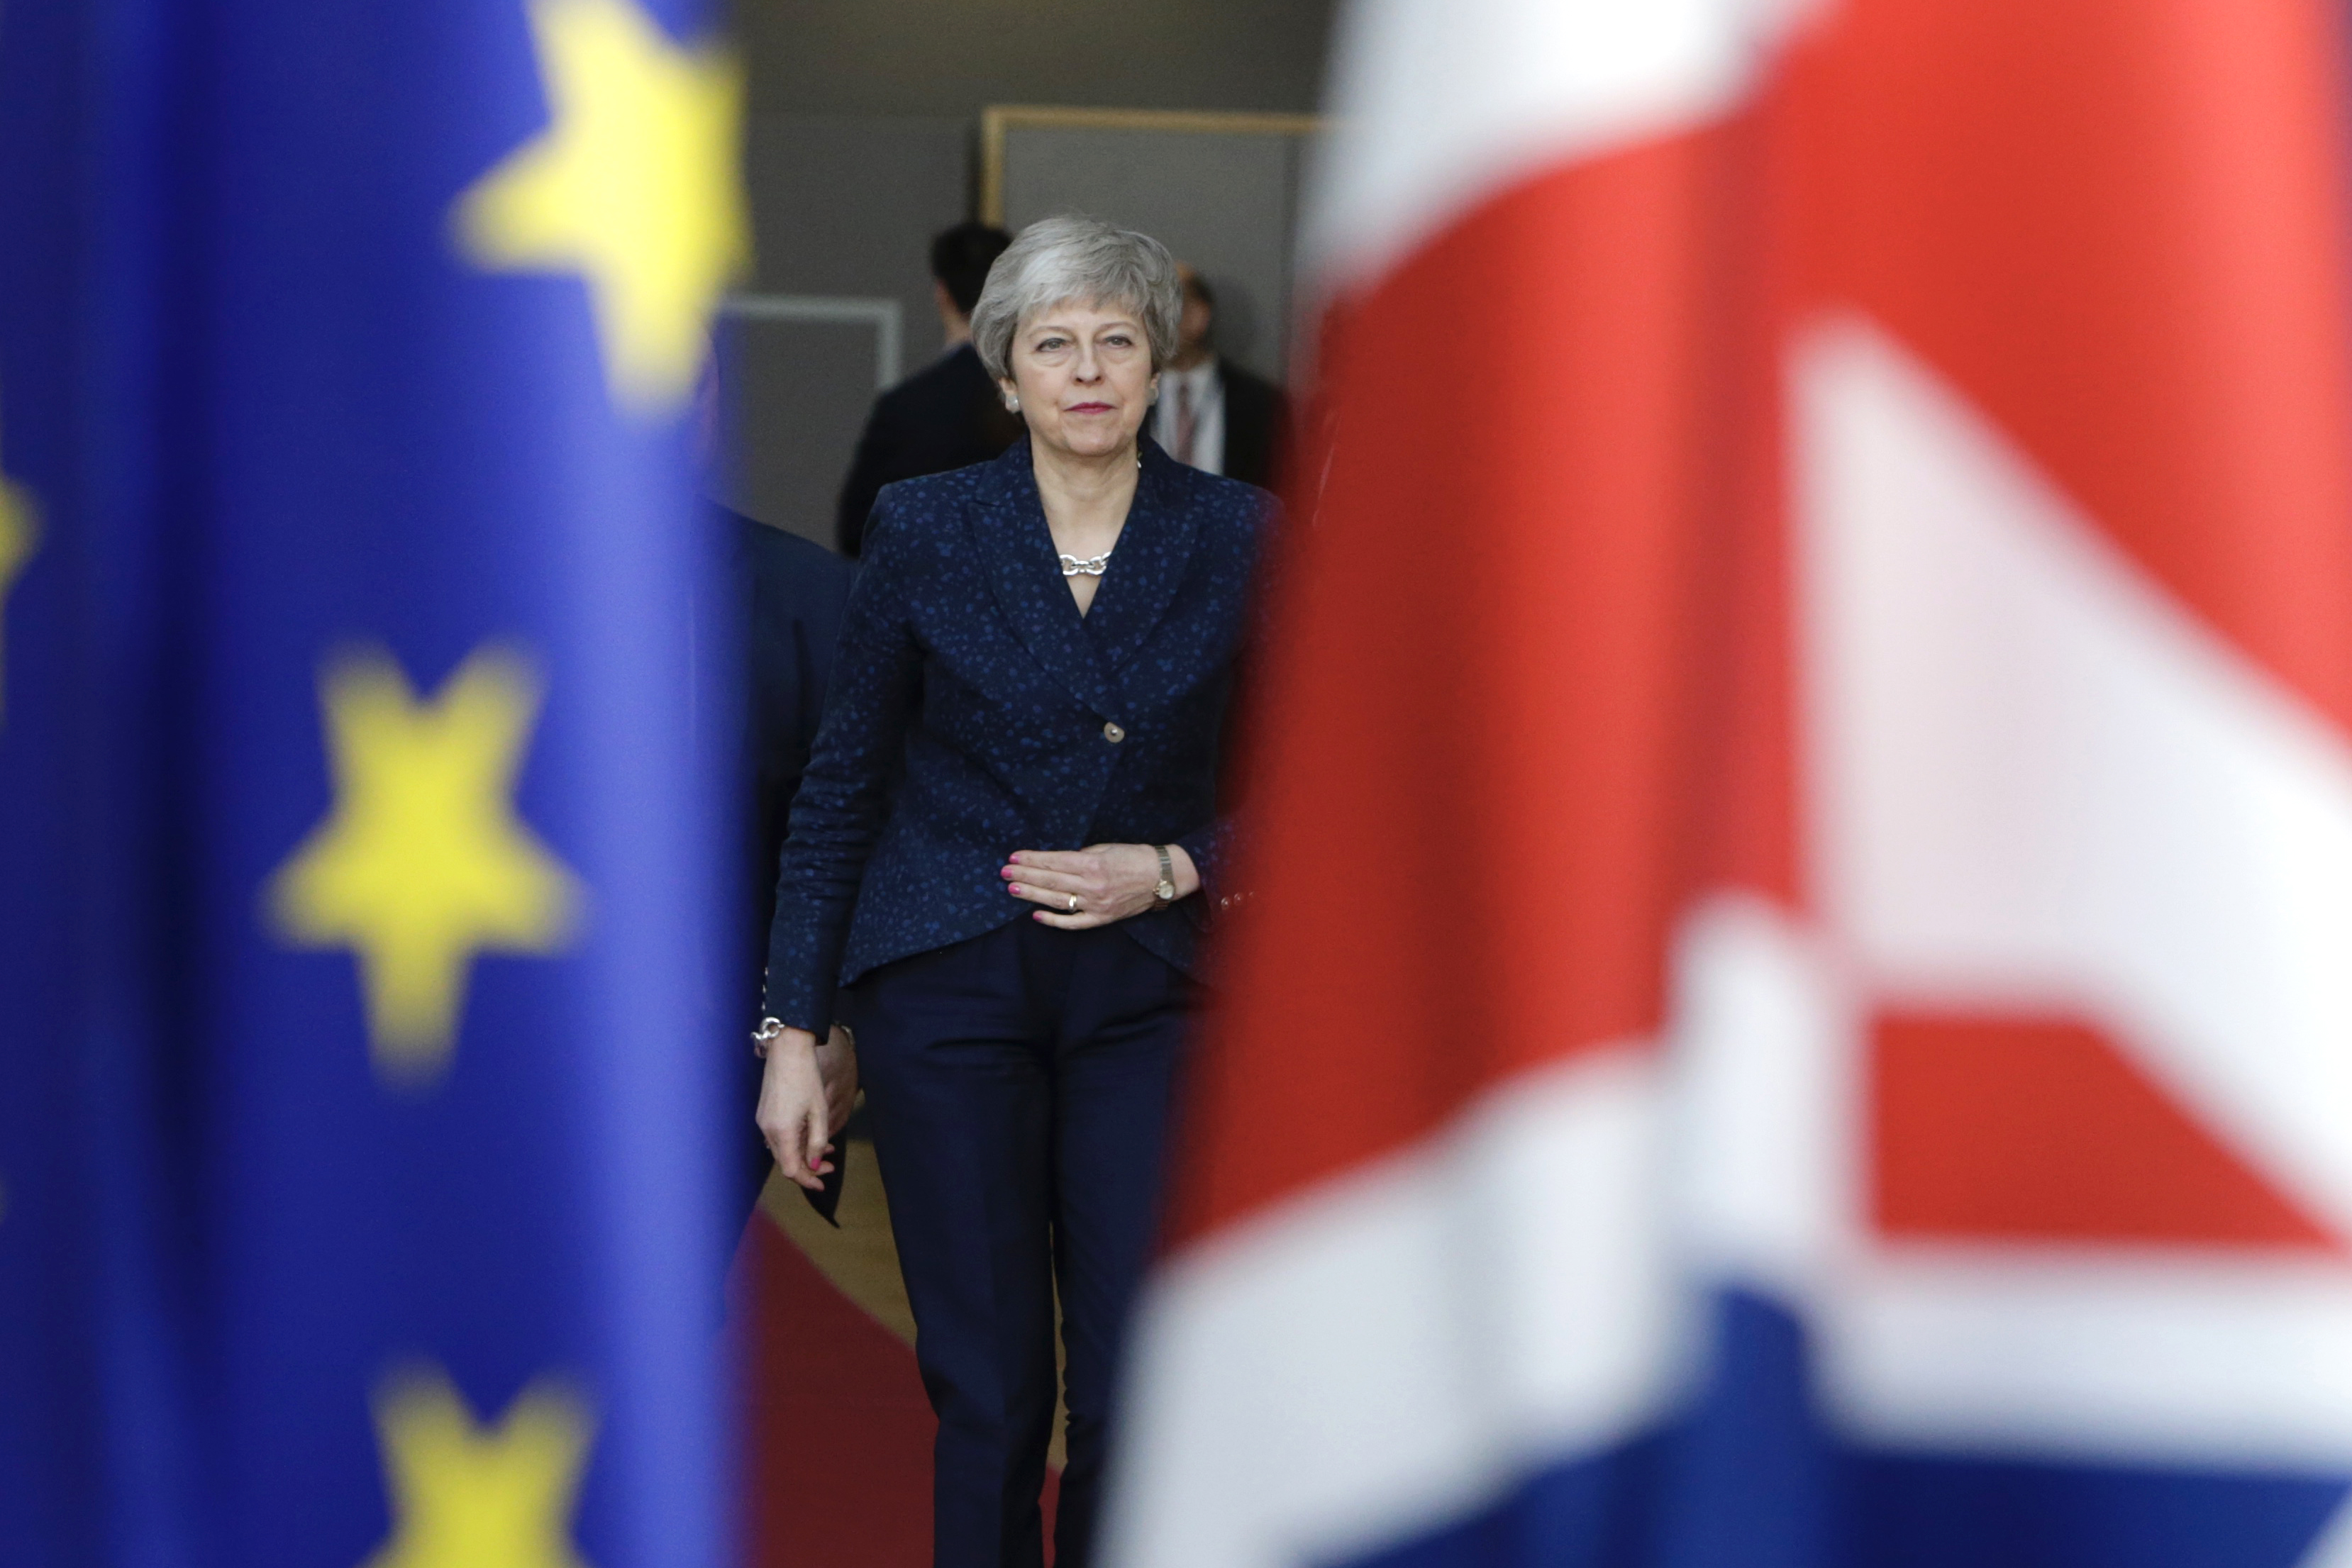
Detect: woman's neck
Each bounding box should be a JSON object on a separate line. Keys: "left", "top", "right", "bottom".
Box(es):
{"left": 1031, "top": 436, "right": 1140, "bottom": 557}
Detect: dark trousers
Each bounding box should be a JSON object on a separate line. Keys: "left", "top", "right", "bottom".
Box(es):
{"left": 850, "top": 918, "right": 1192, "bottom": 1568}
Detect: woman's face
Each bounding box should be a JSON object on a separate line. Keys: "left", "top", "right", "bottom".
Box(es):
{"left": 1002, "top": 299, "right": 1156, "bottom": 460}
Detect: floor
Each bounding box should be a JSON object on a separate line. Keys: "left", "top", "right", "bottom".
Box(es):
{"left": 730, "top": 1137, "right": 1065, "bottom": 1566}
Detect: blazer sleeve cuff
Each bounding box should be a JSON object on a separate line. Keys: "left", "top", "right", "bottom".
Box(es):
{"left": 763, "top": 976, "right": 838, "bottom": 1042}
{"left": 762, "top": 925, "right": 841, "bottom": 1039}
{"left": 1175, "top": 823, "right": 1226, "bottom": 901}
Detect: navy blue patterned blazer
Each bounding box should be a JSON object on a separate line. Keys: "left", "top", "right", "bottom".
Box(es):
{"left": 764, "top": 436, "right": 1268, "bottom": 1036}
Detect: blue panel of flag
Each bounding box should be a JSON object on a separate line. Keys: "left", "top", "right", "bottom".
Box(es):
{"left": 0, "top": 0, "right": 745, "bottom": 1559}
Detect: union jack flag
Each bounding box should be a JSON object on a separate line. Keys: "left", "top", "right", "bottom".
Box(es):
{"left": 1104, "top": 2, "right": 2352, "bottom": 1565}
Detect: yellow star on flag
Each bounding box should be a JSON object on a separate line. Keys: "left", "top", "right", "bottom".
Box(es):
{"left": 362, "top": 1367, "right": 595, "bottom": 1568}
{"left": 0, "top": 408, "right": 40, "bottom": 730}
{"left": 267, "top": 645, "right": 584, "bottom": 1084}
{"left": 454, "top": 0, "right": 747, "bottom": 413}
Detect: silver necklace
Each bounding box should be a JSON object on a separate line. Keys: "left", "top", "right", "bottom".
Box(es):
{"left": 1054, "top": 448, "right": 1141, "bottom": 577}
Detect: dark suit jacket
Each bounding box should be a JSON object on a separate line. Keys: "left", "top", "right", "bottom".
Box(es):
{"left": 722, "top": 508, "right": 853, "bottom": 1221}
{"left": 1217, "top": 360, "right": 1291, "bottom": 491}
{"left": 767, "top": 438, "right": 1271, "bottom": 1037}
{"left": 735, "top": 511, "right": 853, "bottom": 962}
{"left": 836, "top": 343, "right": 1023, "bottom": 557}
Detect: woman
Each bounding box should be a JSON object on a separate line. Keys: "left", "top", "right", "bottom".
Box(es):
{"left": 753, "top": 213, "right": 1267, "bottom": 1568}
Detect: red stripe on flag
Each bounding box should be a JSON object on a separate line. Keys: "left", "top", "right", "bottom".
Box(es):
{"left": 1165, "top": 130, "right": 1736, "bottom": 1246}
{"left": 1871, "top": 1011, "right": 2340, "bottom": 1249}
{"left": 1793, "top": 0, "right": 2352, "bottom": 736}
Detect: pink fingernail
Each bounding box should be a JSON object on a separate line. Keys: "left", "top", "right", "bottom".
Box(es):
{"left": 1009, "top": 884, "right": 1024, "bottom": 894}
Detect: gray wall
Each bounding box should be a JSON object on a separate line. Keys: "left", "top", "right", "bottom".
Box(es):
{"left": 732, "top": 0, "right": 1338, "bottom": 119}
{"left": 999, "top": 123, "right": 1311, "bottom": 380}
{"left": 714, "top": 3, "right": 1338, "bottom": 547}
{"left": 716, "top": 114, "right": 970, "bottom": 547}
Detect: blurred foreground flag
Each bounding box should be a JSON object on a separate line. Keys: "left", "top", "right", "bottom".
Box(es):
{"left": 0, "top": 0, "right": 743, "bottom": 1561}
{"left": 1106, "top": 1, "right": 2352, "bottom": 1566}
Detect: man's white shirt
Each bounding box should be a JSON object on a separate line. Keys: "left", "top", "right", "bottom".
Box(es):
{"left": 1153, "top": 359, "right": 1226, "bottom": 477}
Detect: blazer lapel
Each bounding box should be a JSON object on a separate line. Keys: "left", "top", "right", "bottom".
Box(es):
{"left": 968, "top": 440, "right": 1120, "bottom": 718}
{"left": 1084, "top": 438, "right": 1200, "bottom": 672}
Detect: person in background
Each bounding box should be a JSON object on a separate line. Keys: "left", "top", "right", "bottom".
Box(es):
{"left": 836, "top": 220, "right": 1021, "bottom": 557}
{"left": 1150, "top": 263, "right": 1290, "bottom": 489}
{"left": 728, "top": 505, "right": 858, "bottom": 1222}
{"left": 694, "top": 362, "right": 860, "bottom": 1227}
{"left": 757, "top": 213, "right": 1270, "bottom": 1568}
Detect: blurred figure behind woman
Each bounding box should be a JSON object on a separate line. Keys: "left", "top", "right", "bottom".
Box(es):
{"left": 836, "top": 221, "right": 1022, "bottom": 557}
{"left": 1150, "top": 262, "right": 1290, "bottom": 489}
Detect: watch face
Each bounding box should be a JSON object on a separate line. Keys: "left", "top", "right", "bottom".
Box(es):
{"left": 1156, "top": 879, "right": 1177, "bottom": 901}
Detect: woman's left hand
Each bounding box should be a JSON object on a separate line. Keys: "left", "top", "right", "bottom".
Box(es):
{"left": 1003, "top": 843, "right": 1197, "bottom": 928}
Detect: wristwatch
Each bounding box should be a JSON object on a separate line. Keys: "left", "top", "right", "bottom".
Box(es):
{"left": 1153, "top": 844, "right": 1178, "bottom": 908}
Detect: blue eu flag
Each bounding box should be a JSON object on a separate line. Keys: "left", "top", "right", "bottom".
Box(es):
{"left": 0, "top": 0, "right": 748, "bottom": 1559}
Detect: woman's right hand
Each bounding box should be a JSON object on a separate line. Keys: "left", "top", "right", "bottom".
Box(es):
{"left": 756, "top": 1025, "right": 858, "bottom": 1191}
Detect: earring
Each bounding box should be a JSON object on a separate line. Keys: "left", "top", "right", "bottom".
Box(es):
{"left": 1004, "top": 392, "right": 1021, "bottom": 412}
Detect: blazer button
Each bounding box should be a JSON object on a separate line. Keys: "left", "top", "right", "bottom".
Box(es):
{"left": 1102, "top": 721, "right": 1126, "bottom": 744}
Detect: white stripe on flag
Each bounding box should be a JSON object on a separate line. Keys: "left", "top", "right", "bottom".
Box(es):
{"left": 1672, "top": 880, "right": 2352, "bottom": 1474}
{"left": 1792, "top": 316, "right": 2352, "bottom": 1242}
{"left": 1825, "top": 1250, "right": 2352, "bottom": 1469}
{"left": 1304, "top": 0, "right": 1817, "bottom": 297}
{"left": 1673, "top": 895, "right": 1860, "bottom": 1305}
{"left": 1102, "top": 1047, "right": 1680, "bottom": 1568}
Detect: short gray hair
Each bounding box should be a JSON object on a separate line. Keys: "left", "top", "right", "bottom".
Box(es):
{"left": 970, "top": 213, "right": 1183, "bottom": 381}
